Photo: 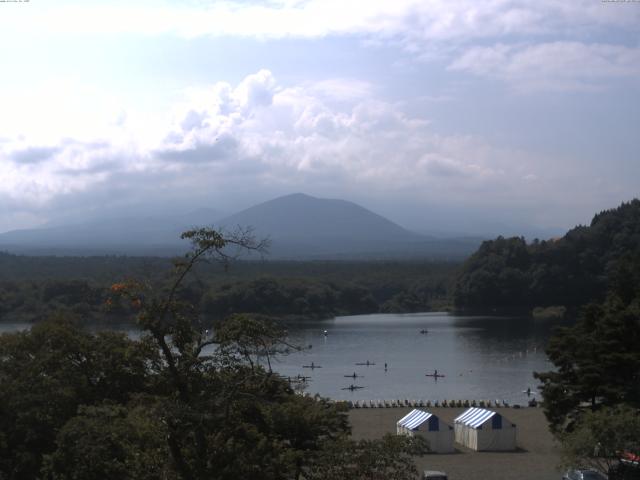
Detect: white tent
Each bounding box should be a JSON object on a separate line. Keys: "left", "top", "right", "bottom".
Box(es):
{"left": 453, "top": 407, "right": 516, "bottom": 451}
{"left": 396, "top": 409, "right": 454, "bottom": 453}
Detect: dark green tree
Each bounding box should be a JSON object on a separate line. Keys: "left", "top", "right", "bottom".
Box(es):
{"left": 559, "top": 405, "right": 640, "bottom": 477}
{"left": 305, "top": 434, "right": 429, "bottom": 480}
{"left": 103, "top": 227, "right": 355, "bottom": 480}
{"left": 534, "top": 252, "right": 640, "bottom": 434}
{"left": 453, "top": 199, "right": 640, "bottom": 310}
{"left": 42, "top": 403, "right": 171, "bottom": 480}
{"left": 0, "top": 318, "right": 154, "bottom": 478}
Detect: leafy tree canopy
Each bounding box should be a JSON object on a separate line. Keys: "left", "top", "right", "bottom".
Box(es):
{"left": 454, "top": 199, "right": 640, "bottom": 310}
{"left": 559, "top": 405, "right": 640, "bottom": 477}
{"left": 534, "top": 251, "right": 640, "bottom": 434}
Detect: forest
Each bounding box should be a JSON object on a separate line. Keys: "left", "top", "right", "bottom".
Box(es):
{"left": 453, "top": 199, "right": 640, "bottom": 311}
{"left": 0, "top": 255, "right": 455, "bottom": 324}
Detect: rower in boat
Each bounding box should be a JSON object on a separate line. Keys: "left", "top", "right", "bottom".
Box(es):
{"left": 302, "top": 362, "right": 322, "bottom": 369}
{"left": 355, "top": 360, "right": 375, "bottom": 366}
{"left": 284, "top": 375, "right": 311, "bottom": 385}
{"left": 425, "top": 369, "right": 445, "bottom": 378}
{"left": 420, "top": 329, "right": 428, "bottom": 334}
{"left": 344, "top": 372, "right": 363, "bottom": 378}
{"left": 341, "top": 384, "right": 364, "bottom": 391}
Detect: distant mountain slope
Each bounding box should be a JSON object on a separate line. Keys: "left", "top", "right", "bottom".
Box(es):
{"left": 0, "top": 194, "right": 481, "bottom": 259}
{"left": 217, "top": 193, "right": 480, "bottom": 259}
{"left": 453, "top": 198, "right": 640, "bottom": 310}
{"left": 219, "top": 193, "right": 417, "bottom": 250}
{"left": 0, "top": 209, "right": 222, "bottom": 255}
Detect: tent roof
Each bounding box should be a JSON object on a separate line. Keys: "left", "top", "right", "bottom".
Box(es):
{"left": 397, "top": 409, "right": 433, "bottom": 430}
{"left": 454, "top": 407, "right": 497, "bottom": 429}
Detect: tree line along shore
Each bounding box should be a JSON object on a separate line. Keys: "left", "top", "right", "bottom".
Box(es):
{"left": 2, "top": 200, "right": 640, "bottom": 327}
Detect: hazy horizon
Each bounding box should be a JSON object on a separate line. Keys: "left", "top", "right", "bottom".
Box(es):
{"left": 0, "top": 190, "right": 582, "bottom": 240}
{"left": 1, "top": 1, "right": 638, "bottom": 237}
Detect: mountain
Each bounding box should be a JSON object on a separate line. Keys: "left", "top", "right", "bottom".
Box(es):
{"left": 220, "top": 193, "right": 417, "bottom": 241}
{"left": 217, "top": 193, "right": 480, "bottom": 259}
{"left": 0, "top": 209, "right": 223, "bottom": 256}
{"left": 0, "top": 194, "right": 481, "bottom": 258}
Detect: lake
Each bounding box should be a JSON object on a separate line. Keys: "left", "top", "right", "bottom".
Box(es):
{"left": 0, "top": 312, "right": 563, "bottom": 404}
{"left": 265, "top": 312, "right": 561, "bottom": 404}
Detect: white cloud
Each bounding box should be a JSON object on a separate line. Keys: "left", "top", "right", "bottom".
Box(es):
{"left": 4, "top": 1, "right": 638, "bottom": 43}
{"left": 0, "top": 69, "right": 571, "bottom": 231}
{"left": 304, "top": 79, "right": 375, "bottom": 102}
{"left": 233, "top": 69, "right": 278, "bottom": 110}
{"left": 3, "top": 1, "right": 639, "bottom": 97}
{"left": 449, "top": 42, "right": 640, "bottom": 92}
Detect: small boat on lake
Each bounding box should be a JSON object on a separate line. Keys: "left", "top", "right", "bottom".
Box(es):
{"left": 341, "top": 385, "right": 365, "bottom": 391}
{"left": 420, "top": 329, "right": 429, "bottom": 334}
{"left": 278, "top": 374, "right": 311, "bottom": 384}
{"left": 302, "top": 362, "right": 322, "bottom": 369}
{"left": 344, "top": 372, "right": 364, "bottom": 378}
{"left": 355, "top": 361, "right": 375, "bottom": 366}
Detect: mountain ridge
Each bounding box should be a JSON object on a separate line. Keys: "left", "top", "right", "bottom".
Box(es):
{"left": 0, "top": 193, "right": 481, "bottom": 259}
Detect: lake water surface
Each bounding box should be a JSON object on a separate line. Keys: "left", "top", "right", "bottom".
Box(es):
{"left": 267, "top": 312, "right": 561, "bottom": 404}
{"left": 0, "top": 312, "right": 563, "bottom": 404}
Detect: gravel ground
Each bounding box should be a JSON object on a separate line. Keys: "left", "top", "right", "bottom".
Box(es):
{"left": 348, "top": 406, "right": 562, "bottom": 480}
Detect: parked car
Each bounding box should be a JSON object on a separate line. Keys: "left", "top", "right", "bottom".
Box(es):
{"left": 620, "top": 451, "right": 640, "bottom": 469}
{"left": 423, "top": 471, "right": 448, "bottom": 480}
{"left": 563, "top": 469, "right": 607, "bottom": 480}
{"left": 609, "top": 452, "right": 640, "bottom": 480}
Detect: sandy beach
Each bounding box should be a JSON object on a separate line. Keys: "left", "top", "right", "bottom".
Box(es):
{"left": 348, "top": 406, "right": 562, "bottom": 480}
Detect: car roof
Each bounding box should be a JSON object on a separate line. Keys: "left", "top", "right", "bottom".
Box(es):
{"left": 569, "top": 469, "right": 607, "bottom": 480}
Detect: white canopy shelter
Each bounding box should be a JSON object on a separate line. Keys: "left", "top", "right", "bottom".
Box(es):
{"left": 397, "top": 409, "right": 454, "bottom": 453}
{"left": 454, "top": 407, "right": 516, "bottom": 451}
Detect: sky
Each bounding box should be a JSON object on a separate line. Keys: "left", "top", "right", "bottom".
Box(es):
{"left": 0, "top": 0, "right": 639, "bottom": 236}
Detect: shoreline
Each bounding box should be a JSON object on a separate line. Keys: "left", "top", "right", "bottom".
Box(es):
{"left": 339, "top": 398, "right": 535, "bottom": 409}
{"left": 348, "top": 406, "right": 561, "bottom": 480}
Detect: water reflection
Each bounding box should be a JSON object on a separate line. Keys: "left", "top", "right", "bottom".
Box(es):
{"left": 0, "top": 312, "right": 567, "bottom": 404}
{"left": 274, "top": 312, "right": 565, "bottom": 403}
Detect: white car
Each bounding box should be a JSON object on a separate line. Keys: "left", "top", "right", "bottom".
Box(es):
{"left": 423, "top": 471, "right": 448, "bottom": 480}
{"left": 562, "top": 469, "right": 607, "bottom": 480}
